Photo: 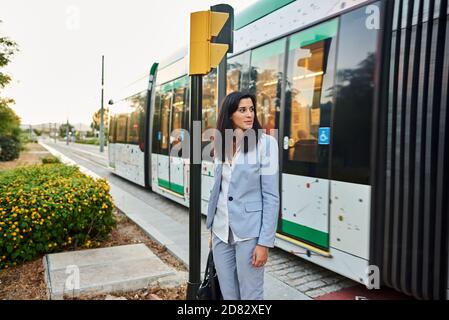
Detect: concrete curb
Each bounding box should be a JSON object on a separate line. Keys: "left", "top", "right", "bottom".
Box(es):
{"left": 39, "top": 142, "right": 102, "bottom": 179}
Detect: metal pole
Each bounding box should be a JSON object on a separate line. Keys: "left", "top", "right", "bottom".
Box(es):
{"left": 100, "top": 55, "right": 105, "bottom": 152}
{"left": 187, "top": 75, "right": 202, "bottom": 300}
{"left": 66, "top": 120, "right": 69, "bottom": 145}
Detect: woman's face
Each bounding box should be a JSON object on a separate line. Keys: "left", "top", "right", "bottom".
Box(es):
{"left": 231, "top": 98, "right": 255, "bottom": 131}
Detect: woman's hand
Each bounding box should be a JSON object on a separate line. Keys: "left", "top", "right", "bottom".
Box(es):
{"left": 252, "top": 245, "right": 269, "bottom": 268}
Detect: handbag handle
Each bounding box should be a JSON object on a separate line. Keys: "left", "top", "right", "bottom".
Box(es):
{"left": 203, "top": 250, "right": 214, "bottom": 276}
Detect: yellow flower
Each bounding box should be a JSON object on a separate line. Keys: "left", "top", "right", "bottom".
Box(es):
{"left": 12, "top": 232, "right": 16, "bottom": 236}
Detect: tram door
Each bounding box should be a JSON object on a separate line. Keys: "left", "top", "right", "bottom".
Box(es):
{"left": 156, "top": 85, "right": 172, "bottom": 190}
{"left": 169, "top": 77, "right": 189, "bottom": 195}
{"left": 280, "top": 19, "right": 339, "bottom": 251}
{"left": 156, "top": 77, "right": 189, "bottom": 195}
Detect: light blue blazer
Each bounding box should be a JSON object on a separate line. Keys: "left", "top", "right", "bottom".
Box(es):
{"left": 206, "top": 133, "right": 280, "bottom": 248}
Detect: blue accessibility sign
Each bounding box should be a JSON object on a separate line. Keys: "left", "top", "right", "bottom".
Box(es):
{"left": 318, "top": 127, "right": 330, "bottom": 145}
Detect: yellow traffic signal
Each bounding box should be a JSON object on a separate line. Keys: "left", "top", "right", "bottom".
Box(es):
{"left": 189, "top": 10, "right": 230, "bottom": 75}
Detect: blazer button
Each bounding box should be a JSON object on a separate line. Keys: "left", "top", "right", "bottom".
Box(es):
{"left": 228, "top": 196, "right": 233, "bottom": 201}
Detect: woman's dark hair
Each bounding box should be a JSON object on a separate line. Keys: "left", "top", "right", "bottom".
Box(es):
{"left": 215, "top": 91, "right": 262, "bottom": 161}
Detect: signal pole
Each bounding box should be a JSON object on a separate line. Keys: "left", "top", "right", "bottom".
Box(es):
{"left": 100, "top": 55, "right": 105, "bottom": 153}
{"left": 187, "top": 74, "right": 202, "bottom": 300}
{"left": 66, "top": 120, "right": 69, "bottom": 145}
{"left": 186, "top": 6, "right": 233, "bottom": 300}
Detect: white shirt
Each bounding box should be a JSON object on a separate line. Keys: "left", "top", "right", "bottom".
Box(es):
{"left": 212, "top": 143, "right": 255, "bottom": 244}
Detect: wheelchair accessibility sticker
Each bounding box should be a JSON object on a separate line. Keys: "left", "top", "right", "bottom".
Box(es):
{"left": 318, "top": 127, "right": 330, "bottom": 145}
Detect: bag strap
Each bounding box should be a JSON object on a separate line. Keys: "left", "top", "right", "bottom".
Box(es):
{"left": 203, "top": 250, "right": 214, "bottom": 277}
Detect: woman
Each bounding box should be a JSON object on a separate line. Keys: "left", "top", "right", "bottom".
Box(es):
{"left": 206, "top": 91, "right": 280, "bottom": 300}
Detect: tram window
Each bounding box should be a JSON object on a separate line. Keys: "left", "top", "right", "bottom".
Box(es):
{"left": 172, "top": 78, "right": 188, "bottom": 156}
{"left": 286, "top": 19, "right": 338, "bottom": 164}
{"left": 126, "top": 111, "right": 140, "bottom": 145}
{"left": 137, "top": 92, "right": 146, "bottom": 147}
{"left": 202, "top": 69, "right": 217, "bottom": 147}
{"left": 227, "top": 51, "right": 250, "bottom": 94}
{"left": 116, "top": 114, "right": 128, "bottom": 144}
{"left": 127, "top": 93, "right": 146, "bottom": 146}
{"left": 124, "top": 95, "right": 141, "bottom": 145}
{"left": 152, "top": 89, "right": 162, "bottom": 154}
{"left": 108, "top": 116, "right": 116, "bottom": 143}
{"left": 250, "top": 39, "right": 285, "bottom": 133}
{"left": 332, "top": 4, "right": 380, "bottom": 185}
{"left": 183, "top": 81, "right": 190, "bottom": 134}
{"left": 160, "top": 88, "right": 172, "bottom": 156}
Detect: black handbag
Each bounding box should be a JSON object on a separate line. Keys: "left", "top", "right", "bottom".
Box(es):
{"left": 197, "top": 250, "right": 222, "bottom": 300}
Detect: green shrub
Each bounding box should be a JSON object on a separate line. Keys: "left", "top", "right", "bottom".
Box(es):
{"left": 0, "top": 164, "right": 116, "bottom": 269}
{"left": 41, "top": 155, "right": 60, "bottom": 164}
{"left": 76, "top": 138, "right": 108, "bottom": 146}
{"left": 20, "top": 134, "right": 37, "bottom": 145}
{"left": 0, "top": 135, "right": 21, "bottom": 161}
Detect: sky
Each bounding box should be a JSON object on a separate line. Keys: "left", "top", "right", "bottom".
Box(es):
{"left": 0, "top": 0, "right": 257, "bottom": 126}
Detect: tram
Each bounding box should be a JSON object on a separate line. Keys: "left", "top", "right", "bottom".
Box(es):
{"left": 108, "top": 0, "right": 449, "bottom": 300}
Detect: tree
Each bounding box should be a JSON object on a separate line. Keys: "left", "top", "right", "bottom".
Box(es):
{"left": 0, "top": 101, "right": 20, "bottom": 136}
{"left": 59, "top": 123, "right": 74, "bottom": 138}
{"left": 1, "top": 20, "right": 19, "bottom": 91}
{"left": 0, "top": 21, "right": 20, "bottom": 138}
{"left": 91, "top": 107, "right": 109, "bottom": 131}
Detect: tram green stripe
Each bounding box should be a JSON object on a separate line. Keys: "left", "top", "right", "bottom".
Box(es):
{"left": 289, "top": 19, "right": 339, "bottom": 50}
{"left": 161, "top": 75, "right": 189, "bottom": 93}
{"left": 235, "top": 0, "right": 295, "bottom": 30}
{"left": 173, "top": 75, "right": 189, "bottom": 90}
{"left": 158, "top": 178, "right": 170, "bottom": 189}
{"left": 158, "top": 178, "right": 184, "bottom": 195}
{"left": 150, "top": 62, "right": 158, "bottom": 76}
{"left": 170, "top": 183, "right": 184, "bottom": 195}
{"left": 281, "top": 219, "right": 329, "bottom": 248}
{"left": 251, "top": 38, "right": 286, "bottom": 64}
